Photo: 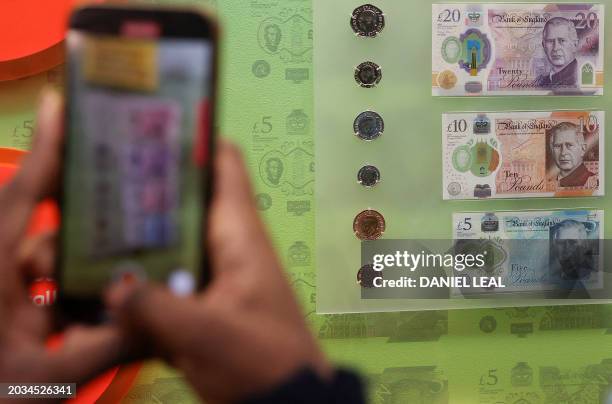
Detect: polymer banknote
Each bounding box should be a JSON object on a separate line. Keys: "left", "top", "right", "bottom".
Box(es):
{"left": 443, "top": 111, "right": 604, "bottom": 200}
{"left": 432, "top": 4, "right": 604, "bottom": 96}
{"left": 453, "top": 209, "right": 604, "bottom": 297}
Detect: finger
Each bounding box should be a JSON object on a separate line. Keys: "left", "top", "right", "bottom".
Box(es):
{"left": 207, "top": 141, "right": 282, "bottom": 278}
{"left": 205, "top": 142, "right": 300, "bottom": 315}
{"left": 0, "top": 300, "right": 50, "bottom": 344}
{"left": 40, "top": 325, "right": 124, "bottom": 383}
{"left": 17, "top": 232, "right": 56, "bottom": 280}
{"left": 0, "top": 89, "right": 63, "bottom": 257}
{"left": 209, "top": 140, "right": 256, "bottom": 212}
{"left": 105, "top": 282, "right": 207, "bottom": 361}
{"left": 0, "top": 325, "right": 122, "bottom": 387}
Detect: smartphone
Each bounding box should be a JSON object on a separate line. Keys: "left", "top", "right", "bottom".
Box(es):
{"left": 57, "top": 5, "right": 217, "bottom": 323}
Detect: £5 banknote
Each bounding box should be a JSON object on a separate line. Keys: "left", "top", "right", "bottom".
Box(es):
{"left": 443, "top": 111, "right": 604, "bottom": 200}
{"left": 453, "top": 209, "right": 604, "bottom": 296}
{"left": 432, "top": 4, "right": 604, "bottom": 96}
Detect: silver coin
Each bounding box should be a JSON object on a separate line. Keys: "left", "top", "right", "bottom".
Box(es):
{"left": 350, "top": 4, "right": 385, "bottom": 37}
{"left": 354, "top": 111, "right": 384, "bottom": 141}
{"left": 355, "top": 61, "right": 382, "bottom": 88}
{"left": 358, "top": 165, "right": 381, "bottom": 187}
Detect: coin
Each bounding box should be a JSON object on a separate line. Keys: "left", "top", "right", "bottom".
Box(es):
{"left": 350, "top": 4, "right": 385, "bottom": 37}
{"left": 354, "top": 111, "right": 384, "bottom": 141}
{"left": 357, "top": 264, "right": 379, "bottom": 288}
{"left": 354, "top": 61, "right": 382, "bottom": 88}
{"left": 357, "top": 165, "right": 381, "bottom": 187}
{"left": 353, "top": 209, "right": 385, "bottom": 240}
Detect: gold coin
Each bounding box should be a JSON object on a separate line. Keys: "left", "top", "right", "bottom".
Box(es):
{"left": 438, "top": 70, "right": 457, "bottom": 90}
{"left": 353, "top": 209, "right": 386, "bottom": 240}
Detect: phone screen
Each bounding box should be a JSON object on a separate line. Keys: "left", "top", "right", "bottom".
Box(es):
{"left": 60, "top": 18, "right": 214, "bottom": 299}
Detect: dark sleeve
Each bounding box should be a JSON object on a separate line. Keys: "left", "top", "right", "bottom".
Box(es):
{"left": 239, "top": 367, "right": 366, "bottom": 404}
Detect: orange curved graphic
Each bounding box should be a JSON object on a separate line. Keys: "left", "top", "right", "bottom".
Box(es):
{"left": 0, "top": 0, "right": 114, "bottom": 81}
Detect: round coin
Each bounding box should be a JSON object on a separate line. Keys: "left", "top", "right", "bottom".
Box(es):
{"left": 354, "top": 111, "right": 384, "bottom": 141}
{"left": 357, "top": 264, "right": 379, "bottom": 288}
{"left": 353, "top": 209, "right": 386, "bottom": 240}
{"left": 357, "top": 165, "right": 381, "bottom": 187}
{"left": 354, "top": 61, "right": 382, "bottom": 88}
{"left": 350, "top": 4, "right": 385, "bottom": 37}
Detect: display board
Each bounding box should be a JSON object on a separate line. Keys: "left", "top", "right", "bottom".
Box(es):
{"left": 2, "top": 0, "right": 612, "bottom": 402}
{"left": 315, "top": 0, "right": 612, "bottom": 313}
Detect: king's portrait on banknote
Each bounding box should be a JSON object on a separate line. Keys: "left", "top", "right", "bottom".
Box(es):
{"left": 549, "top": 219, "right": 598, "bottom": 284}
{"left": 536, "top": 17, "right": 579, "bottom": 88}
{"left": 546, "top": 121, "right": 598, "bottom": 190}
{"left": 453, "top": 210, "right": 604, "bottom": 297}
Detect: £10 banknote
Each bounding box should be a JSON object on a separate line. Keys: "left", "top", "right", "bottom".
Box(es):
{"left": 453, "top": 209, "right": 604, "bottom": 296}
{"left": 443, "top": 111, "right": 604, "bottom": 200}
{"left": 432, "top": 4, "right": 604, "bottom": 96}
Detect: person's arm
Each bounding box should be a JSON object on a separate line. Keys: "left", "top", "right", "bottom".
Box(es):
{"left": 0, "top": 90, "right": 122, "bottom": 390}
{"left": 241, "top": 368, "right": 365, "bottom": 404}
{"left": 105, "top": 140, "right": 362, "bottom": 403}
{"left": 0, "top": 89, "right": 366, "bottom": 403}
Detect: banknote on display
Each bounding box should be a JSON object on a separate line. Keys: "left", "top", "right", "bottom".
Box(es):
{"left": 443, "top": 111, "right": 604, "bottom": 200}
{"left": 432, "top": 4, "right": 604, "bottom": 96}
{"left": 453, "top": 209, "right": 604, "bottom": 296}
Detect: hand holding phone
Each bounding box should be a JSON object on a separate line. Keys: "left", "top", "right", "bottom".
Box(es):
{"left": 105, "top": 140, "right": 334, "bottom": 403}
{"left": 0, "top": 92, "right": 333, "bottom": 401}
{"left": 0, "top": 90, "right": 123, "bottom": 386}
{"left": 58, "top": 6, "right": 218, "bottom": 323}
{"left": 0, "top": 5, "right": 337, "bottom": 401}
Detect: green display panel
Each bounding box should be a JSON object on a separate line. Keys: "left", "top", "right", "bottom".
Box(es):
{"left": 1, "top": 1, "right": 612, "bottom": 402}
{"left": 314, "top": 0, "right": 612, "bottom": 313}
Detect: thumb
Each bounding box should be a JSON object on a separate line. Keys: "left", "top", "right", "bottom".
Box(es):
{"left": 0, "top": 89, "right": 63, "bottom": 255}
{"left": 105, "top": 282, "right": 208, "bottom": 361}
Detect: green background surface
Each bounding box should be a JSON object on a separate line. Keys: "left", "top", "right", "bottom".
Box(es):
{"left": 2, "top": 0, "right": 612, "bottom": 402}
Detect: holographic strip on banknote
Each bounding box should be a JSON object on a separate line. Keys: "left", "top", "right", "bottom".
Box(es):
{"left": 432, "top": 4, "right": 604, "bottom": 96}
{"left": 443, "top": 111, "right": 604, "bottom": 200}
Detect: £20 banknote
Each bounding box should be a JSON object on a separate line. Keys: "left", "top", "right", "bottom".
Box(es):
{"left": 432, "top": 4, "right": 604, "bottom": 96}
{"left": 443, "top": 111, "right": 604, "bottom": 200}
